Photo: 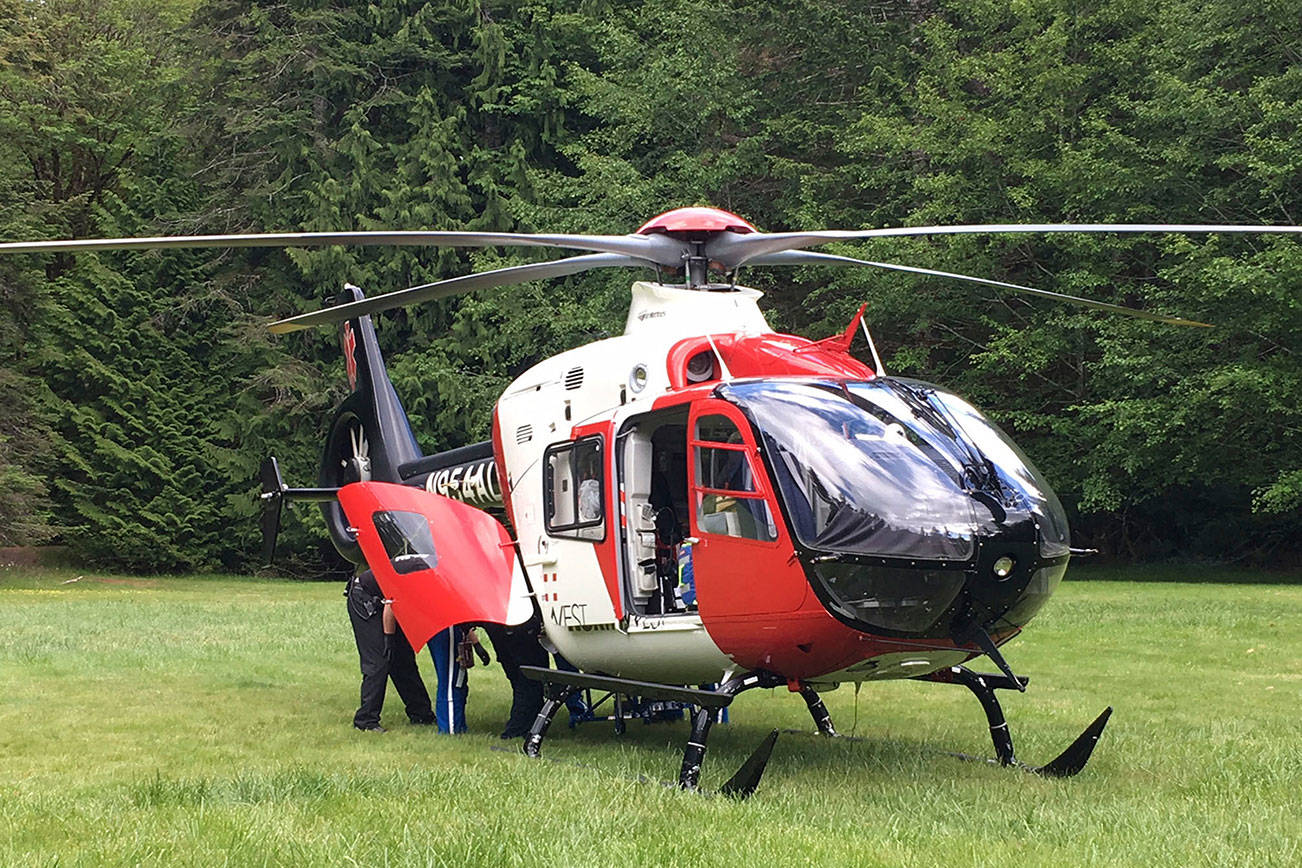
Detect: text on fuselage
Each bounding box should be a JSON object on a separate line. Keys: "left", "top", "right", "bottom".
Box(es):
{"left": 425, "top": 458, "right": 502, "bottom": 508}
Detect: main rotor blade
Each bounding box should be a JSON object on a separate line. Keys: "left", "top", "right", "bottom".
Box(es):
{"left": 709, "top": 222, "right": 1302, "bottom": 267}
{"left": 269, "top": 252, "right": 647, "bottom": 334}
{"left": 750, "top": 249, "right": 1212, "bottom": 327}
{"left": 0, "top": 229, "right": 688, "bottom": 266}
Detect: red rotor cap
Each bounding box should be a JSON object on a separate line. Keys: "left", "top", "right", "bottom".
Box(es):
{"left": 637, "top": 206, "right": 757, "bottom": 236}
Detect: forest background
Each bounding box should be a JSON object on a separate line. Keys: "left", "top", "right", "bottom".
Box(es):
{"left": 0, "top": 0, "right": 1298, "bottom": 574}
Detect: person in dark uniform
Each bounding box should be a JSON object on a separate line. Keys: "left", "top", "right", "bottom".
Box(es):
{"left": 483, "top": 615, "right": 591, "bottom": 737}
{"left": 482, "top": 618, "right": 549, "bottom": 739}
{"left": 347, "top": 568, "right": 435, "bottom": 731}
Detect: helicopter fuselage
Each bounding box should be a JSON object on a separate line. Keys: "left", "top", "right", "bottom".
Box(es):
{"left": 481, "top": 281, "right": 1071, "bottom": 686}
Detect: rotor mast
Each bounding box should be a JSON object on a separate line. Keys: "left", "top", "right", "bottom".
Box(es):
{"left": 684, "top": 238, "right": 711, "bottom": 288}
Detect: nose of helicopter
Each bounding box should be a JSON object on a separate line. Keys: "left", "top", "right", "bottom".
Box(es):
{"left": 720, "top": 377, "right": 1073, "bottom": 642}
{"left": 956, "top": 508, "right": 1069, "bottom": 635}
{"left": 802, "top": 507, "right": 1070, "bottom": 643}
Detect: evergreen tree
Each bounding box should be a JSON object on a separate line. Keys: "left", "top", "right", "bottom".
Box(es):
{"left": 1, "top": 0, "right": 1297, "bottom": 568}
{"left": 0, "top": 0, "right": 238, "bottom": 568}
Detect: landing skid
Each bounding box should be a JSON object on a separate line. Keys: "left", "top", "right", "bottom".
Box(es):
{"left": 922, "top": 665, "right": 1113, "bottom": 777}
{"left": 515, "top": 664, "right": 1110, "bottom": 797}
{"left": 519, "top": 666, "right": 784, "bottom": 796}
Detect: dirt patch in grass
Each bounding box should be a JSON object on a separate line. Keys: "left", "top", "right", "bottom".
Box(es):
{"left": 93, "top": 577, "right": 160, "bottom": 588}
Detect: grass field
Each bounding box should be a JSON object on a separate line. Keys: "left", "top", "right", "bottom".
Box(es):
{"left": 1, "top": 566, "right": 1298, "bottom": 867}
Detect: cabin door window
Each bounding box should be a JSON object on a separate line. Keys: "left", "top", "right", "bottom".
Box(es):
{"left": 543, "top": 435, "right": 605, "bottom": 541}
{"left": 691, "top": 414, "right": 777, "bottom": 542}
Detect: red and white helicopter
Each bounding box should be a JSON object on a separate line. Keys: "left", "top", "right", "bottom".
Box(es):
{"left": 5, "top": 206, "right": 1298, "bottom": 795}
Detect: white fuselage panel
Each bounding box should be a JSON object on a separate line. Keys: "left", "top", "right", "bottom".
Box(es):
{"left": 495, "top": 282, "right": 771, "bottom": 681}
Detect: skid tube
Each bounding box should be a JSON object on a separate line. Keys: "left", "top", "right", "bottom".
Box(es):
{"left": 519, "top": 666, "right": 784, "bottom": 797}
{"left": 921, "top": 665, "right": 1113, "bottom": 777}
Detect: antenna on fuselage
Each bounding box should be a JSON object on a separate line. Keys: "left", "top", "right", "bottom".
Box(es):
{"left": 861, "top": 317, "right": 886, "bottom": 378}
{"left": 705, "top": 333, "right": 734, "bottom": 381}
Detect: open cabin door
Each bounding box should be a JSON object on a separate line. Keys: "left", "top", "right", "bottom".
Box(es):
{"left": 339, "top": 481, "right": 533, "bottom": 650}
{"left": 687, "top": 399, "right": 805, "bottom": 616}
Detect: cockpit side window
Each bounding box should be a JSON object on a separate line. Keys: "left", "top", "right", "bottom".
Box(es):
{"left": 691, "top": 414, "right": 777, "bottom": 542}
{"left": 696, "top": 415, "right": 745, "bottom": 445}
{"left": 697, "top": 445, "right": 757, "bottom": 492}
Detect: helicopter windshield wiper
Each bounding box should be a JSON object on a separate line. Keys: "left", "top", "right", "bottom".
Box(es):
{"left": 879, "top": 379, "right": 1009, "bottom": 515}
{"left": 880, "top": 378, "right": 955, "bottom": 437}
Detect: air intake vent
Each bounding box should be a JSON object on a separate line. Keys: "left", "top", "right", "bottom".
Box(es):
{"left": 515, "top": 424, "right": 533, "bottom": 444}
{"left": 564, "top": 366, "right": 584, "bottom": 390}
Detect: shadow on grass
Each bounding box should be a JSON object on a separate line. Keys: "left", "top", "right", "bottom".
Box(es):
{"left": 511, "top": 713, "right": 985, "bottom": 793}
{"left": 127, "top": 765, "right": 458, "bottom": 809}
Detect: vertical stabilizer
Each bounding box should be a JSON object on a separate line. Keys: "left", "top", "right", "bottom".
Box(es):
{"left": 319, "top": 284, "right": 424, "bottom": 563}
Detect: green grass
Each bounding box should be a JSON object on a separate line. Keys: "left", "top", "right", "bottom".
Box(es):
{"left": 1, "top": 567, "right": 1298, "bottom": 867}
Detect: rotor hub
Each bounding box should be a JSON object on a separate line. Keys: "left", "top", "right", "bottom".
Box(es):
{"left": 636, "top": 206, "right": 757, "bottom": 236}
{"left": 637, "top": 208, "right": 757, "bottom": 288}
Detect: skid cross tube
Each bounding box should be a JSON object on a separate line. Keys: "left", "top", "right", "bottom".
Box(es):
{"left": 799, "top": 684, "right": 838, "bottom": 737}
{"left": 522, "top": 683, "right": 578, "bottom": 759}
{"left": 944, "top": 666, "right": 1024, "bottom": 764}
{"left": 676, "top": 671, "right": 785, "bottom": 791}
{"left": 678, "top": 705, "right": 717, "bottom": 790}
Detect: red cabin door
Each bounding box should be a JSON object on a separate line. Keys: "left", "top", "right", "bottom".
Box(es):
{"left": 687, "top": 398, "right": 805, "bottom": 616}
{"left": 338, "top": 481, "right": 532, "bottom": 651}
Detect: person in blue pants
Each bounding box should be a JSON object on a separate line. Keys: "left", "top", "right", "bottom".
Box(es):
{"left": 427, "top": 625, "right": 468, "bottom": 733}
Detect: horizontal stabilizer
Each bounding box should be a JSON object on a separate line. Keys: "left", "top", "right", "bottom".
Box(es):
{"left": 258, "top": 456, "right": 343, "bottom": 564}
{"left": 258, "top": 458, "right": 287, "bottom": 565}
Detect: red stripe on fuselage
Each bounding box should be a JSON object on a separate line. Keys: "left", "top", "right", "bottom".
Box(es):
{"left": 571, "top": 418, "right": 622, "bottom": 620}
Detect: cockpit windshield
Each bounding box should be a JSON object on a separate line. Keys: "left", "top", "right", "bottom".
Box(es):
{"left": 721, "top": 379, "right": 1069, "bottom": 561}
{"left": 724, "top": 381, "right": 977, "bottom": 560}
{"left": 890, "top": 380, "right": 1070, "bottom": 557}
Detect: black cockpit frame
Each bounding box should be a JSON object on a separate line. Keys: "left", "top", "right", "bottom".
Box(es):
{"left": 715, "top": 378, "right": 1072, "bottom": 641}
